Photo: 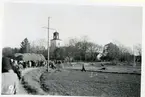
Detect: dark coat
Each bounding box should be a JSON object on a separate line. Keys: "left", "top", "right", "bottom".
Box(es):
{"left": 2, "top": 57, "right": 12, "bottom": 73}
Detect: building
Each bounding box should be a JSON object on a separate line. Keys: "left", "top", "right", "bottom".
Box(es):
{"left": 14, "top": 53, "right": 46, "bottom": 62}
{"left": 50, "top": 31, "right": 62, "bottom": 52}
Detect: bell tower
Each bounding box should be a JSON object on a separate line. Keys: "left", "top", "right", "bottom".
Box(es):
{"left": 50, "top": 31, "right": 62, "bottom": 52}
{"left": 53, "top": 32, "right": 59, "bottom": 40}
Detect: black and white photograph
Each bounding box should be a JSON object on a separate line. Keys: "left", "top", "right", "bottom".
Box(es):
{"left": 1, "top": 2, "right": 142, "bottom": 97}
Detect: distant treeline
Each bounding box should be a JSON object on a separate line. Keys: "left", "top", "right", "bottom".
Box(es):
{"left": 2, "top": 37, "right": 141, "bottom": 63}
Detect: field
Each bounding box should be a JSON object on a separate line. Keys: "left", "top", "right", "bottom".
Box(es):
{"left": 63, "top": 62, "right": 141, "bottom": 74}
{"left": 40, "top": 69, "right": 141, "bottom": 97}
{"left": 19, "top": 62, "right": 141, "bottom": 96}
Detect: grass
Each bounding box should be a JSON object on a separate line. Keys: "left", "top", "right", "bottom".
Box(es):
{"left": 63, "top": 62, "right": 141, "bottom": 75}
{"left": 40, "top": 69, "right": 141, "bottom": 96}
{"left": 20, "top": 62, "right": 141, "bottom": 96}
{"left": 21, "top": 67, "right": 47, "bottom": 95}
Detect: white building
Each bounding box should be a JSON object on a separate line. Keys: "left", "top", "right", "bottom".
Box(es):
{"left": 50, "top": 31, "right": 62, "bottom": 52}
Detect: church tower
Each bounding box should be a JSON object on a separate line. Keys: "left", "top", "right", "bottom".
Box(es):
{"left": 50, "top": 31, "right": 62, "bottom": 52}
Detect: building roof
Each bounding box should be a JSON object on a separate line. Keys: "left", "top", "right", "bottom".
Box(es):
{"left": 14, "top": 53, "right": 46, "bottom": 62}
{"left": 54, "top": 31, "right": 59, "bottom": 34}
{"left": 51, "top": 39, "right": 62, "bottom": 41}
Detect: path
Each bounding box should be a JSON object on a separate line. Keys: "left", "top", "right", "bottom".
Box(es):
{"left": 17, "top": 68, "right": 38, "bottom": 95}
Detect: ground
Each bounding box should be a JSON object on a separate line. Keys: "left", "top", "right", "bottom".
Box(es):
{"left": 40, "top": 69, "right": 141, "bottom": 96}
{"left": 63, "top": 62, "right": 141, "bottom": 74}
{"left": 17, "top": 68, "right": 38, "bottom": 95}
{"left": 16, "top": 62, "right": 141, "bottom": 96}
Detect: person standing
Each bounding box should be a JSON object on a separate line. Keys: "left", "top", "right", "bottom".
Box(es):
{"left": 10, "top": 60, "right": 22, "bottom": 80}
{"left": 29, "top": 61, "right": 32, "bottom": 67}
{"left": 81, "top": 63, "right": 86, "bottom": 72}
{"left": 1, "top": 57, "right": 19, "bottom": 95}
{"left": 23, "top": 61, "right": 26, "bottom": 69}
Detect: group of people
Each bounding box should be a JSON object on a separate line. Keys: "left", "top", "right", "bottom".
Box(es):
{"left": 2, "top": 55, "right": 87, "bottom": 95}
{"left": 2, "top": 56, "right": 20, "bottom": 95}
{"left": 1, "top": 56, "right": 48, "bottom": 95}
{"left": 49, "top": 60, "right": 62, "bottom": 69}
{"left": 11, "top": 60, "right": 47, "bottom": 69}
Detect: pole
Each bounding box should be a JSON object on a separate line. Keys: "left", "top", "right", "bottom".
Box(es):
{"left": 47, "top": 17, "right": 50, "bottom": 72}
{"left": 133, "top": 45, "right": 136, "bottom": 67}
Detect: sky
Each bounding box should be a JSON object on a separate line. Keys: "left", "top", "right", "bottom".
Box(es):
{"left": 3, "top": 3, "right": 142, "bottom": 48}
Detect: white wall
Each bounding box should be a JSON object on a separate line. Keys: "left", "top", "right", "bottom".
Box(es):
{"left": 50, "top": 40, "right": 62, "bottom": 51}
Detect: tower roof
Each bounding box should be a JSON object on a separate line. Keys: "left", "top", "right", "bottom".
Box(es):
{"left": 51, "top": 31, "right": 61, "bottom": 40}
{"left": 54, "top": 31, "right": 59, "bottom": 34}
{"left": 51, "top": 39, "right": 62, "bottom": 41}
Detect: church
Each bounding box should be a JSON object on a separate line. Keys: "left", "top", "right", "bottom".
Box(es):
{"left": 50, "top": 31, "right": 62, "bottom": 52}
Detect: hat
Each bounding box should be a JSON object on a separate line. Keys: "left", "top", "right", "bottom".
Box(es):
{"left": 2, "top": 57, "right": 12, "bottom": 73}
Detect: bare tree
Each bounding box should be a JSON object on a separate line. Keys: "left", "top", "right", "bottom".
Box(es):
{"left": 30, "top": 39, "right": 47, "bottom": 54}
{"left": 68, "top": 38, "right": 78, "bottom": 47}
{"left": 85, "top": 42, "right": 102, "bottom": 61}
{"left": 63, "top": 36, "right": 103, "bottom": 62}
{"left": 134, "top": 44, "right": 141, "bottom": 56}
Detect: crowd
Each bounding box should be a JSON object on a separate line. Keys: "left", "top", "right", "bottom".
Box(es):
{"left": 49, "top": 60, "right": 62, "bottom": 69}
{"left": 11, "top": 59, "right": 47, "bottom": 69}
{"left": 2, "top": 54, "right": 71, "bottom": 95}
{"left": 2, "top": 56, "right": 19, "bottom": 95}
{"left": 1, "top": 56, "right": 47, "bottom": 95}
